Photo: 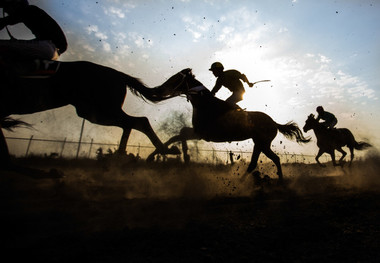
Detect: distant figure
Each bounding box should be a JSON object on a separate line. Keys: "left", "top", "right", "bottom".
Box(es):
{"left": 209, "top": 62, "right": 254, "bottom": 105}
{"left": 316, "top": 106, "right": 337, "bottom": 129}
{"left": 229, "top": 150, "right": 234, "bottom": 165}
{"left": 0, "top": 0, "right": 67, "bottom": 62}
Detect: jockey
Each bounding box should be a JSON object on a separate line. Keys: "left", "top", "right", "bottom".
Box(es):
{"left": 316, "top": 106, "right": 337, "bottom": 129}
{"left": 0, "top": 0, "right": 67, "bottom": 63}
{"left": 209, "top": 62, "right": 254, "bottom": 106}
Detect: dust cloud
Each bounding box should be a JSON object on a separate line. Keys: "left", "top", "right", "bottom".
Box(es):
{"left": 54, "top": 147, "right": 380, "bottom": 204}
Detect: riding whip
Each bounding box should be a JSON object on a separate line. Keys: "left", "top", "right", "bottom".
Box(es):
{"left": 250, "top": 80, "right": 271, "bottom": 87}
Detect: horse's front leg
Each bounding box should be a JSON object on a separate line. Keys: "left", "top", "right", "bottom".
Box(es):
{"left": 316, "top": 149, "right": 326, "bottom": 167}
{"left": 179, "top": 127, "right": 197, "bottom": 163}
{"left": 329, "top": 150, "right": 339, "bottom": 167}
{"left": 247, "top": 145, "right": 262, "bottom": 173}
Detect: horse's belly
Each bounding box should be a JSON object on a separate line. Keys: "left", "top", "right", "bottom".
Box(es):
{"left": 194, "top": 111, "right": 255, "bottom": 141}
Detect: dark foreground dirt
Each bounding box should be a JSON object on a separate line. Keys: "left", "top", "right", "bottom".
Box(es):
{"left": 1, "top": 157, "right": 380, "bottom": 262}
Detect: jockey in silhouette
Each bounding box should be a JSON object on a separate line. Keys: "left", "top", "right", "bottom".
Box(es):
{"left": 316, "top": 106, "right": 337, "bottom": 129}
{"left": 209, "top": 62, "right": 254, "bottom": 106}
{"left": 0, "top": 0, "right": 67, "bottom": 65}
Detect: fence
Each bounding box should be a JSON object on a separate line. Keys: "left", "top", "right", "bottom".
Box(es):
{"left": 5, "top": 135, "right": 326, "bottom": 164}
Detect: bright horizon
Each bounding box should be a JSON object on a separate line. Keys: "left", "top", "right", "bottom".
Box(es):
{"left": 2, "top": 0, "right": 380, "bottom": 158}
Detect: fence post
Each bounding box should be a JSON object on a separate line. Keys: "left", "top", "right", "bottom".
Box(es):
{"left": 88, "top": 138, "right": 93, "bottom": 158}
{"left": 60, "top": 137, "right": 66, "bottom": 158}
{"left": 76, "top": 118, "right": 85, "bottom": 159}
{"left": 25, "top": 135, "right": 33, "bottom": 157}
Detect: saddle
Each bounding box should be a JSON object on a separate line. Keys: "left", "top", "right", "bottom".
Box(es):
{"left": 0, "top": 59, "right": 60, "bottom": 79}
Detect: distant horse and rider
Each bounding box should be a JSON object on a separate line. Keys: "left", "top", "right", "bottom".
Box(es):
{"left": 303, "top": 111, "right": 371, "bottom": 167}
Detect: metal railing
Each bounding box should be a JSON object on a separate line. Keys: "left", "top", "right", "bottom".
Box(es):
{"left": 5, "top": 135, "right": 325, "bottom": 164}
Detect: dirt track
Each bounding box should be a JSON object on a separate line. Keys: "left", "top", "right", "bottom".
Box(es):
{"left": 1, "top": 157, "right": 380, "bottom": 262}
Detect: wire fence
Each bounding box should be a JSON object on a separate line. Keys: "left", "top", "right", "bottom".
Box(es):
{"left": 5, "top": 135, "right": 327, "bottom": 164}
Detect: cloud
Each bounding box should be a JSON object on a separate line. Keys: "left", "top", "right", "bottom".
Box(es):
{"left": 128, "top": 32, "right": 154, "bottom": 48}
{"left": 104, "top": 6, "right": 126, "bottom": 18}
{"left": 182, "top": 16, "right": 213, "bottom": 42}
{"left": 86, "top": 25, "right": 108, "bottom": 40}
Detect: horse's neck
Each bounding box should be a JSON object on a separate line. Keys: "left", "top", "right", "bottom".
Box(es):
{"left": 313, "top": 125, "right": 331, "bottom": 140}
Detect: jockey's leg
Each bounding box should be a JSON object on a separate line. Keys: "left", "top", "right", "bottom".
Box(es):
{"left": 225, "top": 92, "right": 243, "bottom": 106}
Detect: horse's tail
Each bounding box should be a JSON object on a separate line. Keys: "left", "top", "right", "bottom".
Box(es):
{"left": 277, "top": 121, "right": 311, "bottom": 144}
{"left": 1, "top": 117, "right": 32, "bottom": 131}
{"left": 354, "top": 141, "right": 372, "bottom": 150}
{"left": 123, "top": 74, "right": 173, "bottom": 103}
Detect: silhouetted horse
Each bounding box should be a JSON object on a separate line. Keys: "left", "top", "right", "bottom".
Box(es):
{"left": 147, "top": 69, "right": 310, "bottom": 181}
{"left": 0, "top": 60, "right": 179, "bottom": 167}
{"left": 303, "top": 114, "right": 371, "bottom": 167}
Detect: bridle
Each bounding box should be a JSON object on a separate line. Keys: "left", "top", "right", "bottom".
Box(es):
{"left": 166, "top": 70, "right": 208, "bottom": 101}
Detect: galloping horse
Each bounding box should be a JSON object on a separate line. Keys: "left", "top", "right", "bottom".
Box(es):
{"left": 147, "top": 68, "right": 311, "bottom": 181}
{"left": 0, "top": 60, "right": 179, "bottom": 166}
{"left": 303, "top": 114, "right": 371, "bottom": 167}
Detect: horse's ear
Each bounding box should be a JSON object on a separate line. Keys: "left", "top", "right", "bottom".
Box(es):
{"left": 181, "top": 68, "right": 192, "bottom": 75}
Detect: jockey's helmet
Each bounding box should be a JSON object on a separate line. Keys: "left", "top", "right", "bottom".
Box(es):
{"left": 316, "top": 106, "right": 324, "bottom": 113}
{"left": 209, "top": 62, "right": 224, "bottom": 71}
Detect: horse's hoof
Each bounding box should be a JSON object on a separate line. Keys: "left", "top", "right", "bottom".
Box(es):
{"left": 146, "top": 154, "right": 155, "bottom": 162}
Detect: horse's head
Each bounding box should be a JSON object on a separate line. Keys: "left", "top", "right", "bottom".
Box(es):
{"left": 303, "top": 114, "right": 317, "bottom": 132}
{"left": 156, "top": 68, "right": 208, "bottom": 99}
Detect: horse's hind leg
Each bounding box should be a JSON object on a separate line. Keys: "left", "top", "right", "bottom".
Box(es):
{"left": 146, "top": 127, "right": 198, "bottom": 163}
{"left": 79, "top": 109, "right": 168, "bottom": 155}
{"left": 348, "top": 146, "right": 354, "bottom": 166}
{"left": 117, "top": 128, "right": 131, "bottom": 154}
{"left": 336, "top": 147, "right": 347, "bottom": 167}
{"left": 0, "top": 127, "right": 11, "bottom": 167}
{"left": 146, "top": 134, "right": 183, "bottom": 162}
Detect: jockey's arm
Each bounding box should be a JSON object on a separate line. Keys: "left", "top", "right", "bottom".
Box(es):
{"left": 210, "top": 80, "right": 222, "bottom": 95}
{"left": 211, "top": 84, "right": 221, "bottom": 95}
{"left": 240, "top": 73, "right": 254, "bottom": 87}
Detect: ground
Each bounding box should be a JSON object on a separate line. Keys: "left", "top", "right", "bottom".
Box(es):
{"left": 1, "top": 156, "right": 380, "bottom": 262}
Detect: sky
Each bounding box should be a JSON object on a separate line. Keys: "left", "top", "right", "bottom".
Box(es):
{"left": 2, "top": 0, "right": 380, "bottom": 158}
